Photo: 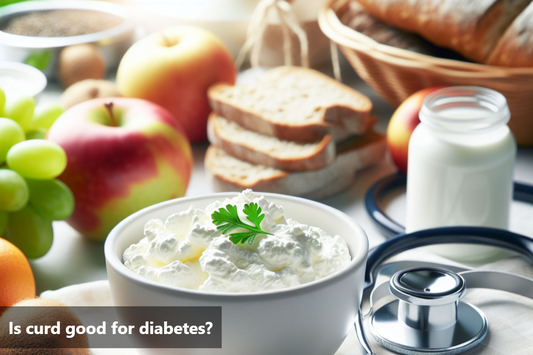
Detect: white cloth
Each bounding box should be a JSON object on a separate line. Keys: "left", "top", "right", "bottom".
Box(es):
{"left": 41, "top": 256, "right": 533, "bottom": 355}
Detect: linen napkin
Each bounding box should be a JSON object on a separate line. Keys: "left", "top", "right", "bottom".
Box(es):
{"left": 41, "top": 255, "right": 533, "bottom": 355}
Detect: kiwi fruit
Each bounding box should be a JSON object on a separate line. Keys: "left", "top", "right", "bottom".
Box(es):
{"left": 60, "top": 79, "right": 121, "bottom": 110}
{"left": 58, "top": 44, "right": 105, "bottom": 88}
{"left": 0, "top": 298, "right": 89, "bottom": 354}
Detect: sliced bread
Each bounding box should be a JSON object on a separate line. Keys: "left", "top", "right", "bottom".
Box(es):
{"left": 207, "top": 113, "right": 335, "bottom": 171}
{"left": 205, "top": 131, "right": 386, "bottom": 199}
{"left": 208, "top": 66, "right": 373, "bottom": 143}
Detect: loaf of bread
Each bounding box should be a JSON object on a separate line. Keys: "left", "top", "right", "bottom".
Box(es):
{"left": 208, "top": 66, "right": 373, "bottom": 143}
{"left": 207, "top": 113, "right": 335, "bottom": 171}
{"left": 355, "top": 0, "right": 532, "bottom": 65}
{"left": 205, "top": 131, "right": 386, "bottom": 199}
{"left": 487, "top": 2, "right": 533, "bottom": 67}
{"left": 340, "top": 1, "right": 433, "bottom": 54}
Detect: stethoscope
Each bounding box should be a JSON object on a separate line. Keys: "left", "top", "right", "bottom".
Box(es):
{"left": 358, "top": 173, "right": 533, "bottom": 355}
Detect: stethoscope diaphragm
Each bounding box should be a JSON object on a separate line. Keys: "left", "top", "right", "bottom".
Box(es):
{"left": 367, "top": 267, "right": 488, "bottom": 355}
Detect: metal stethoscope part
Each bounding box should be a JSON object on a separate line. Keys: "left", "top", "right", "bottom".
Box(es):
{"left": 357, "top": 229, "right": 533, "bottom": 355}
{"left": 358, "top": 174, "right": 533, "bottom": 355}
{"left": 370, "top": 267, "right": 488, "bottom": 355}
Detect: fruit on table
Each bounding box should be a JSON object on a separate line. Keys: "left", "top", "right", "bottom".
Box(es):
{"left": 47, "top": 97, "right": 193, "bottom": 242}
{"left": 61, "top": 79, "right": 121, "bottom": 110}
{"left": 116, "top": 26, "right": 236, "bottom": 143}
{"left": 29, "top": 103, "right": 63, "bottom": 130}
{"left": 0, "top": 298, "right": 90, "bottom": 354}
{"left": 58, "top": 44, "right": 105, "bottom": 87}
{"left": 0, "top": 142, "right": 68, "bottom": 257}
{"left": 0, "top": 170, "right": 29, "bottom": 212}
{"left": 26, "top": 179, "right": 74, "bottom": 221}
{"left": 386, "top": 87, "right": 445, "bottom": 174}
{"left": 25, "top": 129, "right": 47, "bottom": 140}
{"left": 0, "top": 88, "right": 74, "bottom": 259}
{"left": 0, "top": 98, "right": 62, "bottom": 144}
{"left": 0, "top": 118, "right": 25, "bottom": 163}
{"left": 2, "top": 96, "right": 35, "bottom": 131}
{"left": 0, "top": 212, "right": 7, "bottom": 236}
{"left": 5, "top": 205, "right": 54, "bottom": 260}
{"left": 0, "top": 87, "right": 5, "bottom": 116}
{"left": 7, "top": 140, "right": 67, "bottom": 180}
{"left": 0, "top": 238, "right": 35, "bottom": 312}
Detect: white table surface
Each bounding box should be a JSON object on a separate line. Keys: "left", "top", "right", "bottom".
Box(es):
{"left": 30, "top": 63, "right": 533, "bottom": 294}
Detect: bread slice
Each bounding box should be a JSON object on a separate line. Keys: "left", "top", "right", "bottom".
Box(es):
{"left": 205, "top": 131, "right": 386, "bottom": 199}
{"left": 208, "top": 66, "right": 373, "bottom": 143}
{"left": 207, "top": 113, "right": 335, "bottom": 171}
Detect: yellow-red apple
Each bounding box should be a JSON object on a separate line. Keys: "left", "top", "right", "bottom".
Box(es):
{"left": 47, "top": 98, "right": 193, "bottom": 242}
{"left": 387, "top": 87, "right": 445, "bottom": 173}
{"left": 116, "top": 26, "right": 236, "bottom": 143}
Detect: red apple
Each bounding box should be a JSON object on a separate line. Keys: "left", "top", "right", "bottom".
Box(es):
{"left": 47, "top": 98, "right": 193, "bottom": 242}
{"left": 116, "top": 26, "right": 236, "bottom": 143}
{"left": 387, "top": 87, "right": 445, "bottom": 173}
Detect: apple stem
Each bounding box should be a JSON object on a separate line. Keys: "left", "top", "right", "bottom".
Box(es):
{"left": 161, "top": 34, "right": 170, "bottom": 47}
{"left": 161, "top": 34, "right": 177, "bottom": 47}
{"left": 105, "top": 102, "right": 117, "bottom": 127}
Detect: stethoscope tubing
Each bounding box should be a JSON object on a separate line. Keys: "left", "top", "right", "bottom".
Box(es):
{"left": 364, "top": 172, "right": 533, "bottom": 238}
{"left": 365, "top": 226, "right": 533, "bottom": 290}
{"left": 359, "top": 174, "right": 533, "bottom": 355}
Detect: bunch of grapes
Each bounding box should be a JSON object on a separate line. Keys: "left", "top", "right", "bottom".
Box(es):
{"left": 0, "top": 88, "right": 74, "bottom": 259}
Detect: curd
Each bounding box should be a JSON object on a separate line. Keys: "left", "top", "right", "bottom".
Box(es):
{"left": 123, "top": 190, "right": 350, "bottom": 293}
{"left": 406, "top": 87, "right": 516, "bottom": 261}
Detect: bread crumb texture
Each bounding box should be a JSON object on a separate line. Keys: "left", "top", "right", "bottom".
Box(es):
{"left": 214, "top": 67, "right": 370, "bottom": 124}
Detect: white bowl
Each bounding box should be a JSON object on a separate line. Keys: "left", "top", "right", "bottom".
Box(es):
{"left": 105, "top": 192, "right": 368, "bottom": 355}
{"left": 0, "top": 1, "right": 135, "bottom": 79}
{"left": 0, "top": 61, "right": 46, "bottom": 98}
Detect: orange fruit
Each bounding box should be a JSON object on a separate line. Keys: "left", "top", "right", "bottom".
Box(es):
{"left": 0, "top": 238, "right": 35, "bottom": 313}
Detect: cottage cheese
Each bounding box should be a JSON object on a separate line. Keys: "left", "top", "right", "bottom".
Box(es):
{"left": 123, "top": 190, "right": 351, "bottom": 293}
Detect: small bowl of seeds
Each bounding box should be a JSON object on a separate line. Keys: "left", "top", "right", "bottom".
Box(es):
{"left": 0, "top": 1, "right": 135, "bottom": 84}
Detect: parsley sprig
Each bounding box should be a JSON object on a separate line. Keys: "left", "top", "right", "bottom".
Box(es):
{"left": 211, "top": 203, "right": 272, "bottom": 245}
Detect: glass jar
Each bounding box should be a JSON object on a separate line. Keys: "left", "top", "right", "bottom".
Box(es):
{"left": 406, "top": 86, "right": 516, "bottom": 262}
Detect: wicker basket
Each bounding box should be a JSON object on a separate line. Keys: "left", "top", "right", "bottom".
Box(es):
{"left": 319, "top": 0, "right": 533, "bottom": 146}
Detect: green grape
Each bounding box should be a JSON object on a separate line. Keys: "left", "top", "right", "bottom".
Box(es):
{"left": 25, "top": 129, "right": 46, "bottom": 140}
{"left": 30, "top": 104, "right": 63, "bottom": 130}
{"left": 5, "top": 204, "right": 53, "bottom": 259}
{"left": 26, "top": 179, "right": 74, "bottom": 221}
{"left": 0, "top": 88, "right": 5, "bottom": 116}
{"left": 3, "top": 96, "right": 35, "bottom": 131}
{"left": 0, "top": 211, "right": 7, "bottom": 236}
{"left": 0, "top": 117, "right": 25, "bottom": 163}
{"left": 0, "top": 169, "right": 29, "bottom": 212}
{"left": 6, "top": 139, "right": 67, "bottom": 179}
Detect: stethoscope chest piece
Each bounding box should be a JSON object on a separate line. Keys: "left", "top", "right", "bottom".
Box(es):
{"left": 369, "top": 267, "right": 489, "bottom": 355}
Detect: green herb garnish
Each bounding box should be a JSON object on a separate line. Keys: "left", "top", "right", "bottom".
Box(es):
{"left": 211, "top": 203, "right": 272, "bottom": 245}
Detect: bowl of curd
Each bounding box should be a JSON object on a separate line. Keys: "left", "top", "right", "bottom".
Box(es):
{"left": 105, "top": 190, "right": 368, "bottom": 355}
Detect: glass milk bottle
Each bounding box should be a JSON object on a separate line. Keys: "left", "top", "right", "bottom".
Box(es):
{"left": 406, "top": 86, "right": 516, "bottom": 262}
